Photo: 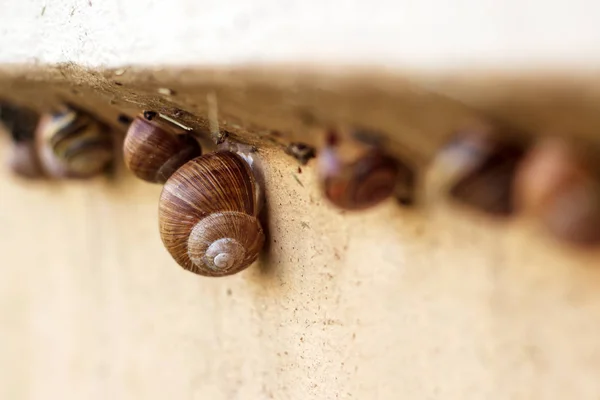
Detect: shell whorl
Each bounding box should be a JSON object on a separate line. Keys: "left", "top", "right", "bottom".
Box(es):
{"left": 159, "top": 151, "right": 264, "bottom": 276}
{"left": 123, "top": 115, "right": 201, "bottom": 183}
{"left": 321, "top": 148, "right": 400, "bottom": 210}
{"left": 36, "top": 109, "right": 113, "bottom": 178}
{"left": 187, "top": 211, "right": 264, "bottom": 275}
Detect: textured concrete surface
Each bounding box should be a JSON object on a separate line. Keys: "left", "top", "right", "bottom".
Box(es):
{"left": 2, "top": 129, "right": 600, "bottom": 399}
{"left": 2, "top": 1, "right": 600, "bottom": 399}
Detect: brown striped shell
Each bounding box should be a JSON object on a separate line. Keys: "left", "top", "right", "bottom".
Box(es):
{"left": 514, "top": 138, "right": 600, "bottom": 246}
{"left": 8, "top": 141, "right": 43, "bottom": 179}
{"left": 123, "top": 114, "right": 201, "bottom": 183}
{"left": 319, "top": 146, "right": 401, "bottom": 210}
{"left": 35, "top": 108, "right": 113, "bottom": 178}
{"left": 434, "top": 129, "right": 526, "bottom": 216}
{"left": 158, "top": 151, "right": 265, "bottom": 276}
{"left": 0, "top": 103, "right": 43, "bottom": 179}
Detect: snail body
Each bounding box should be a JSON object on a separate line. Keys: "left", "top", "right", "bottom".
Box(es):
{"left": 159, "top": 151, "right": 265, "bottom": 276}
{"left": 123, "top": 112, "right": 201, "bottom": 183}
{"left": 35, "top": 108, "right": 113, "bottom": 178}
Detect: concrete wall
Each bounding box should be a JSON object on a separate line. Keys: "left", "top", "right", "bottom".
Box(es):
{"left": 3, "top": 129, "right": 600, "bottom": 400}
{"left": 2, "top": 1, "right": 600, "bottom": 399}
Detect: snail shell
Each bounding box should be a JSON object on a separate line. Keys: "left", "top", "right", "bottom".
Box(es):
{"left": 123, "top": 113, "right": 201, "bottom": 183}
{"left": 35, "top": 108, "right": 113, "bottom": 178}
{"left": 8, "top": 141, "right": 43, "bottom": 179}
{"left": 0, "top": 102, "right": 43, "bottom": 178}
{"left": 159, "top": 151, "right": 265, "bottom": 276}
{"left": 514, "top": 138, "right": 589, "bottom": 212}
{"left": 318, "top": 132, "right": 401, "bottom": 210}
{"left": 514, "top": 138, "right": 600, "bottom": 246}
{"left": 0, "top": 101, "right": 39, "bottom": 142}
{"left": 435, "top": 128, "right": 526, "bottom": 216}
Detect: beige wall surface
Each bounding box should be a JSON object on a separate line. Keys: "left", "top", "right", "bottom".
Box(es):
{"left": 1, "top": 131, "right": 600, "bottom": 400}
{"left": 2, "top": 1, "right": 600, "bottom": 399}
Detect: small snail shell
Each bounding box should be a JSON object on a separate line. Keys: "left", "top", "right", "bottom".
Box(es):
{"left": 429, "top": 129, "right": 495, "bottom": 193}
{"left": 320, "top": 148, "right": 401, "bottom": 210}
{"left": 123, "top": 113, "right": 201, "bottom": 183}
{"left": 0, "top": 101, "right": 39, "bottom": 142}
{"left": 8, "top": 141, "right": 43, "bottom": 179}
{"left": 0, "top": 103, "right": 43, "bottom": 178}
{"left": 542, "top": 183, "right": 600, "bottom": 247}
{"left": 159, "top": 151, "right": 265, "bottom": 276}
{"left": 35, "top": 108, "right": 113, "bottom": 178}
{"left": 435, "top": 128, "right": 525, "bottom": 216}
{"left": 318, "top": 132, "right": 402, "bottom": 210}
{"left": 514, "top": 138, "right": 600, "bottom": 246}
{"left": 514, "top": 138, "right": 583, "bottom": 212}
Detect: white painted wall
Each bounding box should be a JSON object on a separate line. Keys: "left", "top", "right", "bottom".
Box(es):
{"left": 2, "top": 0, "right": 600, "bottom": 70}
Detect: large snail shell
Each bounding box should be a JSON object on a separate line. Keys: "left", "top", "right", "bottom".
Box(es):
{"left": 123, "top": 114, "right": 201, "bottom": 183}
{"left": 36, "top": 108, "right": 113, "bottom": 178}
{"left": 159, "top": 151, "right": 265, "bottom": 276}
{"left": 320, "top": 147, "right": 400, "bottom": 210}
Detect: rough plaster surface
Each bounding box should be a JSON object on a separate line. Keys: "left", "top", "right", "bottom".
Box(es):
{"left": 1, "top": 132, "right": 600, "bottom": 400}
{"left": 2, "top": 1, "right": 600, "bottom": 399}
{"left": 2, "top": 0, "right": 600, "bottom": 70}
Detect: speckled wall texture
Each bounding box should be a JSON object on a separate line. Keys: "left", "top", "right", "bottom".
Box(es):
{"left": 2, "top": 1, "right": 600, "bottom": 399}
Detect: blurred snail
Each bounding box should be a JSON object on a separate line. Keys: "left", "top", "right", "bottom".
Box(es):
{"left": 123, "top": 111, "right": 201, "bottom": 183}
{"left": 318, "top": 130, "right": 410, "bottom": 210}
{"left": 159, "top": 151, "right": 265, "bottom": 276}
{"left": 8, "top": 141, "right": 42, "bottom": 179}
{"left": 432, "top": 126, "right": 526, "bottom": 216}
{"left": 0, "top": 102, "right": 43, "bottom": 178}
{"left": 35, "top": 107, "right": 114, "bottom": 178}
{"left": 514, "top": 137, "right": 600, "bottom": 247}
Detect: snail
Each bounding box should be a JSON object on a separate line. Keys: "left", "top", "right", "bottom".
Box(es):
{"left": 514, "top": 137, "right": 600, "bottom": 247}
{"left": 158, "top": 151, "right": 265, "bottom": 276}
{"left": 318, "top": 130, "right": 407, "bottom": 210}
{"left": 8, "top": 141, "right": 43, "bottom": 179}
{"left": 432, "top": 127, "right": 526, "bottom": 216}
{"left": 123, "top": 111, "right": 202, "bottom": 183}
{"left": 0, "top": 102, "right": 43, "bottom": 179}
{"left": 35, "top": 107, "right": 114, "bottom": 178}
